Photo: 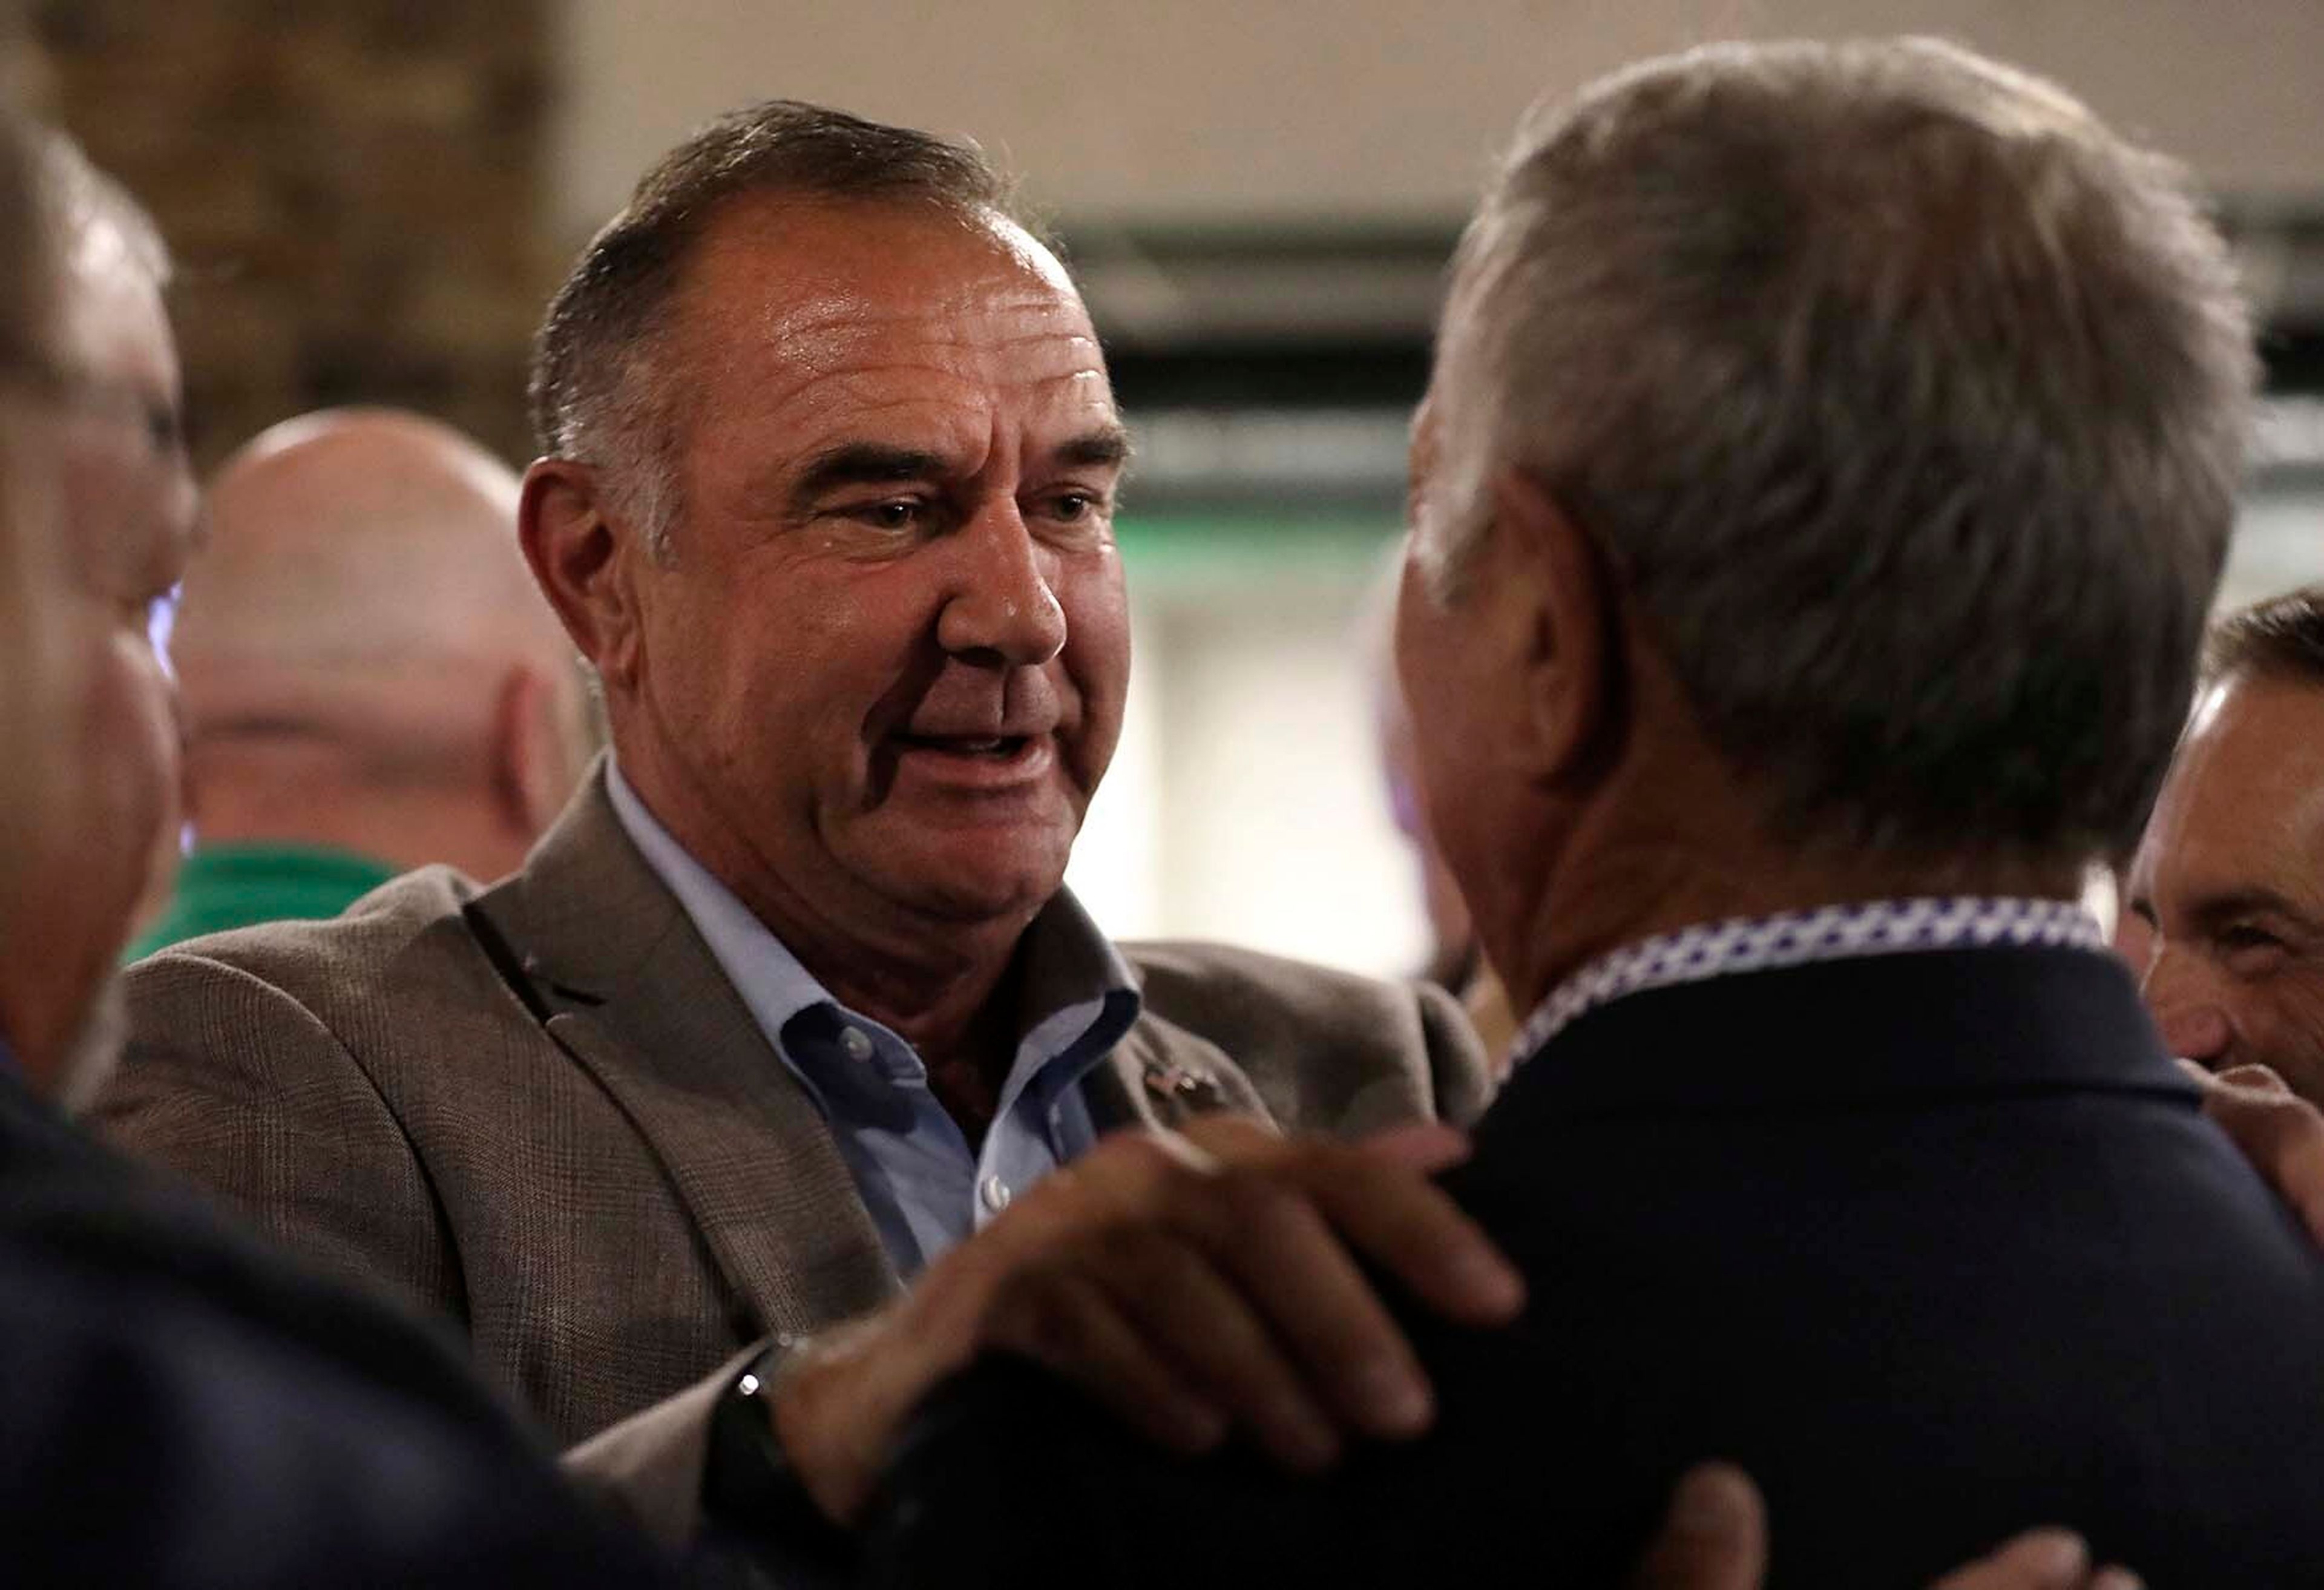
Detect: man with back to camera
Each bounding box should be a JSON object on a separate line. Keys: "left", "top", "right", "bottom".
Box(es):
{"left": 2126, "top": 587, "right": 2324, "bottom": 1109}
{"left": 867, "top": 38, "right": 2324, "bottom": 1587}
{"left": 130, "top": 406, "right": 596, "bottom": 955}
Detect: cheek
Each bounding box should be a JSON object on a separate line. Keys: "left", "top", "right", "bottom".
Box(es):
{"left": 1059, "top": 560, "right": 1128, "bottom": 674}
{"left": 39, "top": 632, "right": 177, "bottom": 957}
{"left": 2267, "top": 970, "right": 2324, "bottom": 1053}
{"left": 1055, "top": 560, "right": 1129, "bottom": 723}
{"left": 1395, "top": 599, "right": 1474, "bottom": 798}
{"left": 93, "top": 637, "right": 177, "bottom": 853}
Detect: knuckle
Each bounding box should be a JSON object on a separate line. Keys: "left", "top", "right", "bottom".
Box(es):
{"left": 1017, "top": 1289, "right": 1093, "bottom": 1366}
{"left": 2219, "top": 1063, "right": 2291, "bottom": 1096}
{"left": 1210, "top": 1165, "right": 1308, "bottom": 1234}
{"left": 1181, "top": 1112, "right": 1277, "bottom": 1154}
{"left": 985, "top": 1273, "right": 1082, "bottom": 1359}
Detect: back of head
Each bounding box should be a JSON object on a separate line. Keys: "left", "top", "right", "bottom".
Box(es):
{"left": 1423, "top": 37, "right": 2255, "bottom": 866}
{"left": 528, "top": 99, "right": 1017, "bottom": 550}
{"left": 177, "top": 407, "right": 545, "bottom": 681}
{"left": 171, "top": 407, "right": 591, "bottom": 860}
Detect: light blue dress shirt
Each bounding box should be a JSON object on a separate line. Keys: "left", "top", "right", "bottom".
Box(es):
{"left": 606, "top": 760, "right": 1140, "bottom": 1276}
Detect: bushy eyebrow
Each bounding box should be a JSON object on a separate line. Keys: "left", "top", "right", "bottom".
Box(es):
{"left": 2185, "top": 887, "right": 2313, "bottom": 935}
{"left": 1053, "top": 425, "right": 1132, "bottom": 471}
{"left": 788, "top": 443, "right": 947, "bottom": 514}
{"left": 788, "top": 426, "right": 1131, "bottom": 514}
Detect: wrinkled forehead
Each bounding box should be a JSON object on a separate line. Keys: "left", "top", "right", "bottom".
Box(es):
{"left": 668, "top": 199, "right": 1117, "bottom": 459}
{"left": 681, "top": 200, "right": 1101, "bottom": 375}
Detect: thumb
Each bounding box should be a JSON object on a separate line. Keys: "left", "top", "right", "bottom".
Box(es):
{"left": 1630, "top": 1462, "right": 1767, "bottom": 1590}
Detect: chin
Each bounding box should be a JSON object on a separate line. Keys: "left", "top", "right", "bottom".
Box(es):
{"left": 911, "top": 858, "right": 1068, "bottom": 925}
{"left": 869, "top": 826, "right": 1072, "bottom": 922}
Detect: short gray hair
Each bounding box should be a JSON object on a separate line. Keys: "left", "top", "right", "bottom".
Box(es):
{"left": 1419, "top": 37, "right": 2256, "bottom": 862}
{"left": 528, "top": 99, "right": 1019, "bottom": 557}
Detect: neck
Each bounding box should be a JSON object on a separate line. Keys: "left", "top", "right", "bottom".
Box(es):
{"left": 188, "top": 741, "right": 525, "bottom": 883}
{"left": 1493, "top": 790, "right": 2083, "bottom": 1019}
{"left": 796, "top": 915, "right": 1027, "bottom": 1074}
{"left": 613, "top": 738, "right": 1034, "bottom": 1076}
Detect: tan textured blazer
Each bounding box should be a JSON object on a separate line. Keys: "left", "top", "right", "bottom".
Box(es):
{"left": 95, "top": 769, "right": 1490, "bottom": 1459}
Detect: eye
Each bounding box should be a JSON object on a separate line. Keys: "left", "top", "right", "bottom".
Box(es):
{"left": 2218, "top": 923, "right": 2291, "bottom": 974}
{"left": 1039, "top": 490, "right": 1113, "bottom": 531}
{"left": 843, "top": 499, "right": 928, "bottom": 532}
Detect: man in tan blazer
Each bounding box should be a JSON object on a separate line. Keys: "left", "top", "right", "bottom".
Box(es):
{"left": 106, "top": 767, "right": 1486, "bottom": 1443}
{"left": 96, "top": 99, "right": 1512, "bottom": 1555}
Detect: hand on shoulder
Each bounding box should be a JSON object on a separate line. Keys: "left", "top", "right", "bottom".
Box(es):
{"left": 769, "top": 1114, "right": 1523, "bottom": 1524}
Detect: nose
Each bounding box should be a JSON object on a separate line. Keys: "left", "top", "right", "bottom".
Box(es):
{"left": 936, "top": 504, "right": 1068, "bottom": 667}
{"left": 2142, "top": 949, "right": 2234, "bottom": 1064}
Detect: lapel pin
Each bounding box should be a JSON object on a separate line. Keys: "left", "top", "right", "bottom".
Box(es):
{"left": 1143, "top": 1060, "right": 1225, "bottom": 1112}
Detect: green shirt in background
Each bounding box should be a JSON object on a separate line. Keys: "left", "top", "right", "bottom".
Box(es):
{"left": 128, "top": 844, "right": 401, "bottom": 961}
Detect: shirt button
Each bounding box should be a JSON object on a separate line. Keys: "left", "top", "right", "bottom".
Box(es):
{"left": 838, "top": 1025, "right": 873, "bottom": 1062}
{"left": 980, "top": 1175, "right": 1013, "bottom": 1214}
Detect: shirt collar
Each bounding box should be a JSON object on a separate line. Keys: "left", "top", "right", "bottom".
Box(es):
{"left": 1511, "top": 896, "right": 2108, "bottom": 1068}
{"left": 605, "top": 756, "right": 1138, "bottom": 1062}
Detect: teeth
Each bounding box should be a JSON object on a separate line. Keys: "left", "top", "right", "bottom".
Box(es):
{"left": 905, "top": 734, "right": 1010, "bottom": 753}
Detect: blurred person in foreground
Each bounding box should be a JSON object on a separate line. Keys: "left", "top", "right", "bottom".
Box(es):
{"left": 0, "top": 111, "right": 677, "bottom": 1588}
{"left": 2126, "top": 588, "right": 2324, "bottom": 1107}
{"left": 128, "top": 406, "right": 594, "bottom": 956}
{"left": 868, "top": 38, "right": 2324, "bottom": 1588}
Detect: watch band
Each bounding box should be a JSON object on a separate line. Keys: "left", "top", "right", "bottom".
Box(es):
{"left": 702, "top": 1334, "right": 856, "bottom": 1577}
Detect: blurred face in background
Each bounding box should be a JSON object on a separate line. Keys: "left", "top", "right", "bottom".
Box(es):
{"left": 2129, "top": 671, "right": 2324, "bottom": 1106}
{"left": 0, "top": 216, "right": 196, "bottom": 1099}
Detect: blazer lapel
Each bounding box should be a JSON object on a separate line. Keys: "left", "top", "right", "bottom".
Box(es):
{"left": 473, "top": 762, "right": 898, "bottom": 1337}
{"left": 1086, "top": 1010, "right": 1282, "bottom": 1137}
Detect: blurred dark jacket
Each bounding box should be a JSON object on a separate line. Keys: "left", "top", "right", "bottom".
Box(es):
{"left": 0, "top": 1046, "right": 675, "bottom": 1588}
{"left": 868, "top": 946, "right": 2324, "bottom": 1588}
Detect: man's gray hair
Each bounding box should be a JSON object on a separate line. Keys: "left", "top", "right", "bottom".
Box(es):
{"left": 1419, "top": 37, "right": 2256, "bottom": 862}
{"left": 528, "top": 99, "right": 1019, "bottom": 557}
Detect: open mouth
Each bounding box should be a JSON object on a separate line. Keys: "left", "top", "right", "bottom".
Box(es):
{"left": 893, "top": 732, "right": 1032, "bottom": 760}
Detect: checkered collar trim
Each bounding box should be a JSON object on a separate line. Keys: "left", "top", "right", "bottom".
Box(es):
{"left": 1511, "top": 896, "right": 2107, "bottom": 1068}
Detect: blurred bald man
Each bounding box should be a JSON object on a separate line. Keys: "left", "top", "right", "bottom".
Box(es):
{"left": 132, "top": 409, "right": 593, "bottom": 954}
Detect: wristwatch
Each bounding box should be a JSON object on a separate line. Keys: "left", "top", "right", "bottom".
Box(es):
{"left": 703, "top": 1334, "right": 855, "bottom": 1571}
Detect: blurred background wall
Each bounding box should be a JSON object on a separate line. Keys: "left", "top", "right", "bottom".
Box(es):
{"left": 9, "top": 0, "right": 2322, "bottom": 974}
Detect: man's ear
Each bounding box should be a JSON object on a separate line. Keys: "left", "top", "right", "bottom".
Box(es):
{"left": 1489, "top": 467, "right": 1618, "bottom": 786}
{"left": 518, "top": 459, "right": 644, "bottom": 692}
